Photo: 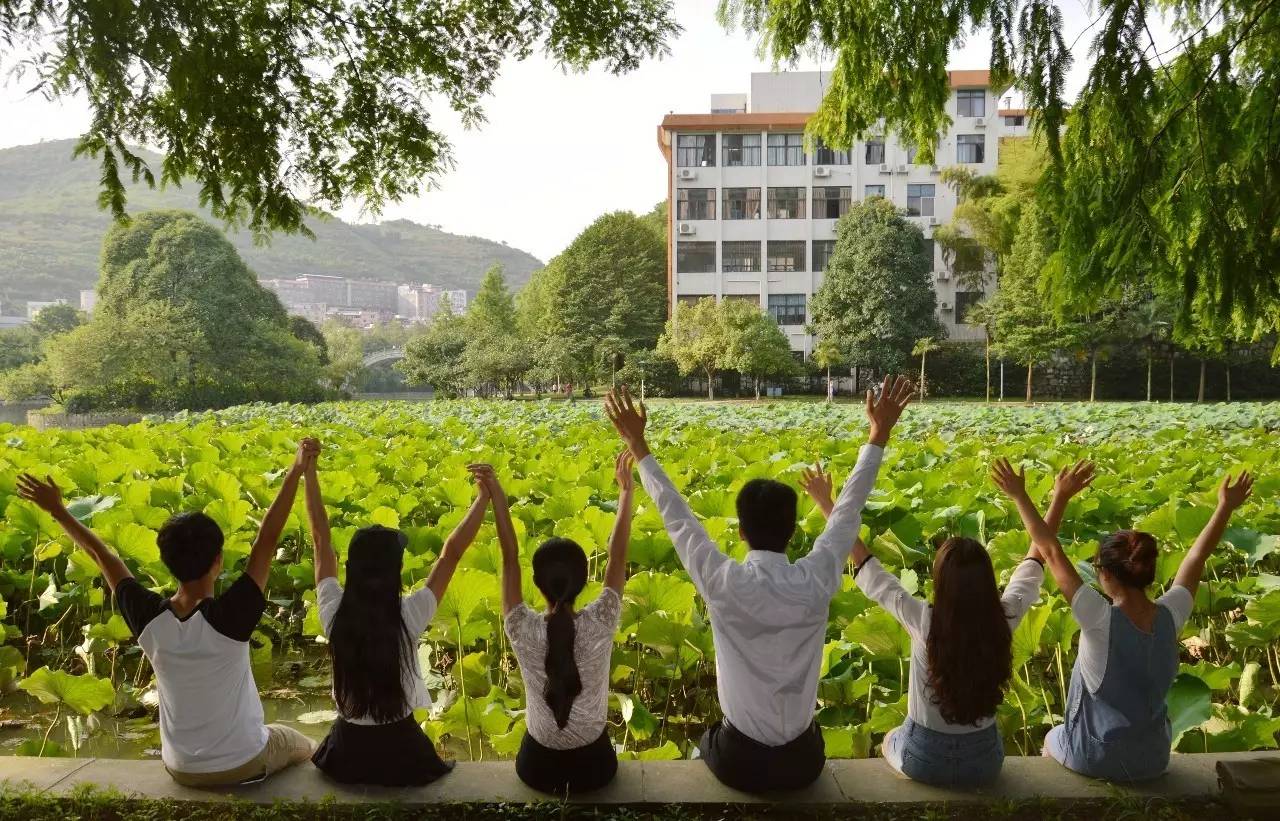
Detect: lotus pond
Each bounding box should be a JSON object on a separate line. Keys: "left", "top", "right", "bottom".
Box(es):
{"left": 0, "top": 399, "right": 1277, "bottom": 762}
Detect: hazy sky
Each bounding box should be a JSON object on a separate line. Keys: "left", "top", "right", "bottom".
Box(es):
{"left": 0, "top": 1, "right": 1174, "bottom": 263}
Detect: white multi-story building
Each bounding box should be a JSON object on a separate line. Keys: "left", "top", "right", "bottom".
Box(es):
{"left": 79, "top": 290, "right": 98, "bottom": 314}
{"left": 658, "top": 69, "right": 1012, "bottom": 356}
{"left": 26, "top": 299, "right": 69, "bottom": 319}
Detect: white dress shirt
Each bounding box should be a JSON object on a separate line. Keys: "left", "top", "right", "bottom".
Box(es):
{"left": 637, "top": 444, "right": 884, "bottom": 747}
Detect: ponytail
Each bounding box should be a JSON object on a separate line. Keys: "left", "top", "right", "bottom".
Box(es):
{"left": 1096, "top": 530, "right": 1158, "bottom": 589}
{"left": 531, "top": 538, "right": 588, "bottom": 730}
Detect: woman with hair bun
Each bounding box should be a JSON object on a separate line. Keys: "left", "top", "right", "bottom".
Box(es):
{"left": 993, "top": 459, "right": 1254, "bottom": 782}
{"left": 473, "top": 453, "right": 634, "bottom": 795}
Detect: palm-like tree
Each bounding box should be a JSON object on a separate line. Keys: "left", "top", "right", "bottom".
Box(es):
{"left": 1129, "top": 298, "right": 1172, "bottom": 402}
{"left": 912, "top": 337, "right": 941, "bottom": 402}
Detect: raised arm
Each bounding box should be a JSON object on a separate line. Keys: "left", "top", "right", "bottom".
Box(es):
{"left": 245, "top": 438, "right": 316, "bottom": 591}
{"left": 302, "top": 444, "right": 336, "bottom": 584}
{"left": 604, "top": 450, "right": 635, "bottom": 593}
{"left": 992, "top": 458, "right": 1083, "bottom": 602}
{"left": 474, "top": 465, "right": 522, "bottom": 615}
{"left": 426, "top": 466, "right": 490, "bottom": 603}
{"left": 17, "top": 475, "right": 132, "bottom": 591}
{"left": 1043, "top": 460, "right": 1096, "bottom": 537}
{"left": 800, "top": 461, "right": 873, "bottom": 569}
{"left": 1173, "top": 472, "right": 1253, "bottom": 598}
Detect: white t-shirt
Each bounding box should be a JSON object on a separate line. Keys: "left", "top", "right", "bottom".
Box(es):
{"left": 856, "top": 557, "right": 1045, "bottom": 734}
{"left": 1069, "top": 584, "right": 1195, "bottom": 693}
{"left": 505, "top": 588, "right": 622, "bottom": 750}
{"left": 316, "top": 576, "right": 437, "bottom": 725}
{"left": 115, "top": 574, "right": 270, "bottom": 774}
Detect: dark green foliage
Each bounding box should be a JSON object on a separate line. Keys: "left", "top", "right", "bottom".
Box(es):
{"left": 0, "top": 2, "right": 678, "bottom": 237}
{"left": 288, "top": 316, "right": 329, "bottom": 366}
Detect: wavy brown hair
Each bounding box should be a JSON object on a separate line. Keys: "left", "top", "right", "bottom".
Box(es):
{"left": 925, "top": 537, "right": 1014, "bottom": 726}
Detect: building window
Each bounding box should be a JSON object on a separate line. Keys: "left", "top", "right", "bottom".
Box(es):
{"left": 865, "top": 140, "right": 885, "bottom": 165}
{"left": 767, "top": 133, "right": 806, "bottom": 166}
{"left": 957, "top": 89, "right": 986, "bottom": 118}
{"left": 723, "top": 294, "right": 760, "bottom": 307}
{"left": 955, "top": 291, "right": 985, "bottom": 324}
{"left": 814, "top": 140, "right": 852, "bottom": 165}
{"left": 957, "top": 134, "right": 985, "bottom": 164}
{"left": 722, "top": 241, "right": 762, "bottom": 273}
{"left": 723, "top": 187, "right": 762, "bottom": 220}
{"left": 677, "top": 188, "right": 716, "bottom": 221}
{"left": 768, "top": 293, "right": 807, "bottom": 326}
{"left": 767, "top": 187, "right": 806, "bottom": 219}
{"left": 677, "top": 294, "right": 712, "bottom": 306}
{"left": 676, "top": 242, "right": 716, "bottom": 273}
{"left": 723, "top": 133, "right": 762, "bottom": 166}
{"left": 768, "top": 241, "right": 806, "bottom": 273}
{"left": 1004, "top": 114, "right": 1025, "bottom": 126}
{"left": 907, "top": 183, "right": 936, "bottom": 217}
{"left": 864, "top": 184, "right": 886, "bottom": 199}
{"left": 813, "top": 240, "right": 836, "bottom": 273}
{"left": 812, "top": 186, "right": 852, "bottom": 219}
{"left": 676, "top": 134, "right": 715, "bottom": 167}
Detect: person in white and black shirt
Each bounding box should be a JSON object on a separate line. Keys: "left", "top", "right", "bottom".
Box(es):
{"left": 17, "top": 440, "right": 319, "bottom": 787}
{"left": 604, "top": 379, "right": 914, "bottom": 793}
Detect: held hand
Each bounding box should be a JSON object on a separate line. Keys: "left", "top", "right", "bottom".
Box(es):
{"left": 614, "top": 450, "right": 635, "bottom": 494}
{"left": 605, "top": 386, "right": 650, "bottom": 460}
{"left": 866, "top": 375, "right": 914, "bottom": 447}
{"left": 799, "top": 462, "right": 835, "bottom": 514}
{"left": 990, "top": 457, "right": 1028, "bottom": 500}
{"left": 1218, "top": 471, "right": 1254, "bottom": 512}
{"left": 1053, "top": 460, "right": 1096, "bottom": 501}
{"left": 293, "top": 437, "right": 321, "bottom": 474}
{"left": 466, "top": 463, "right": 498, "bottom": 502}
{"left": 16, "top": 474, "right": 66, "bottom": 516}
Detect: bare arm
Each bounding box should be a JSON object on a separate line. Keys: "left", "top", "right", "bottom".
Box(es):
{"left": 1173, "top": 472, "right": 1253, "bottom": 598}
{"left": 605, "top": 451, "right": 635, "bottom": 593}
{"left": 303, "top": 446, "right": 336, "bottom": 585}
{"left": 992, "top": 458, "right": 1083, "bottom": 602}
{"left": 799, "top": 462, "right": 873, "bottom": 571}
{"left": 477, "top": 466, "right": 523, "bottom": 615}
{"left": 246, "top": 439, "right": 316, "bottom": 592}
{"left": 1040, "top": 460, "right": 1096, "bottom": 559}
{"left": 426, "top": 468, "right": 490, "bottom": 603}
{"left": 17, "top": 475, "right": 132, "bottom": 591}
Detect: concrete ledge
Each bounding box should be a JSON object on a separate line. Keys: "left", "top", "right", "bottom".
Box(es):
{"left": 0, "top": 753, "right": 1272, "bottom": 806}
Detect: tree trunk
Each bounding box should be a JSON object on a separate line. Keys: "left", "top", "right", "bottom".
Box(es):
{"left": 852, "top": 365, "right": 859, "bottom": 398}
{"left": 754, "top": 376, "right": 761, "bottom": 401}
{"left": 999, "top": 359, "right": 1005, "bottom": 402}
{"left": 1025, "top": 361, "right": 1033, "bottom": 403}
{"left": 918, "top": 352, "right": 927, "bottom": 402}
{"left": 1087, "top": 351, "right": 1098, "bottom": 402}
{"left": 640, "top": 375, "right": 646, "bottom": 402}
{"left": 1226, "top": 366, "right": 1232, "bottom": 402}
{"left": 705, "top": 368, "right": 715, "bottom": 400}
{"left": 826, "top": 366, "right": 833, "bottom": 403}
{"left": 1197, "top": 359, "right": 1206, "bottom": 403}
{"left": 984, "top": 336, "right": 992, "bottom": 403}
{"left": 1168, "top": 355, "right": 1175, "bottom": 402}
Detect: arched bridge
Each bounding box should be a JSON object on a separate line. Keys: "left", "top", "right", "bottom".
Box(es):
{"left": 362, "top": 347, "right": 405, "bottom": 367}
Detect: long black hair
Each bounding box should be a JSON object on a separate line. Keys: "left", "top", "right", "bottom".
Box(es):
{"left": 925, "top": 537, "right": 1014, "bottom": 726}
{"left": 329, "top": 526, "right": 413, "bottom": 723}
{"left": 532, "top": 538, "right": 588, "bottom": 729}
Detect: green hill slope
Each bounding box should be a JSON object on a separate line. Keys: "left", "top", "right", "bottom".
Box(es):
{"left": 0, "top": 140, "right": 543, "bottom": 307}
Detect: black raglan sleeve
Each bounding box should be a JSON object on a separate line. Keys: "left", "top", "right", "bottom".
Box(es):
{"left": 113, "top": 578, "right": 167, "bottom": 638}
{"left": 203, "top": 574, "right": 267, "bottom": 642}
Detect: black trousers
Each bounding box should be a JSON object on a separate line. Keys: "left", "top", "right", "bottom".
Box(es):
{"left": 515, "top": 729, "right": 618, "bottom": 795}
{"left": 312, "top": 715, "right": 454, "bottom": 787}
{"left": 698, "top": 719, "right": 826, "bottom": 793}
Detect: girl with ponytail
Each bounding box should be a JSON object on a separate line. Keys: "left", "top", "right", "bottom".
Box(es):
{"left": 994, "top": 459, "right": 1254, "bottom": 782}
{"left": 474, "top": 453, "right": 634, "bottom": 795}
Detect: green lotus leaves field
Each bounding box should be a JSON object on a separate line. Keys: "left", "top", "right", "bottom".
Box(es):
{"left": 0, "top": 399, "right": 1277, "bottom": 760}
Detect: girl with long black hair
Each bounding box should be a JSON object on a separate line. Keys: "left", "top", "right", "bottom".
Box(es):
{"left": 305, "top": 447, "right": 491, "bottom": 786}
{"left": 800, "top": 459, "right": 1096, "bottom": 788}
{"left": 471, "top": 453, "right": 633, "bottom": 795}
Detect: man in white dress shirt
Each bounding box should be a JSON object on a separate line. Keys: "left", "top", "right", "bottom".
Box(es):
{"left": 604, "top": 378, "right": 913, "bottom": 792}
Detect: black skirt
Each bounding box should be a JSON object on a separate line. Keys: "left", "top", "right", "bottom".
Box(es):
{"left": 515, "top": 729, "right": 618, "bottom": 795}
{"left": 312, "top": 715, "right": 455, "bottom": 787}
{"left": 698, "top": 719, "right": 825, "bottom": 793}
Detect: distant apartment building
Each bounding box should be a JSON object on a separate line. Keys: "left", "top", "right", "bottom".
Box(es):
{"left": 26, "top": 299, "right": 68, "bottom": 319}
{"left": 397, "top": 284, "right": 469, "bottom": 322}
{"left": 262, "top": 274, "right": 465, "bottom": 326}
{"left": 79, "top": 290, "right": 98, "bottom": 314}
{"left": 657, "top": 70, "right": 1014, "bottom": 356}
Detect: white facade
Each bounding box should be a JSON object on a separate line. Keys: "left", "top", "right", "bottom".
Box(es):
{"left": 397, "top": 284, "right": 469, "bottom": 323}
{"left": 662, "top": 70, "right": 1008, "bottom": 356}
{"left": 26, "top": 299, "right": 68, "bottom": 319}
{"left": 79, "top": 290, "right": 98, "bottom": 313}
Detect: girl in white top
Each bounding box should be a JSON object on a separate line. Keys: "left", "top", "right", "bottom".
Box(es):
{"left": 472, "top": 453, "right": 633, "bottom": 795}
{"left": 304, "top": 451, "right": 491, "bottom": 786}
{"left": 800, "top": 460, "right": 1096, "bottom": 788}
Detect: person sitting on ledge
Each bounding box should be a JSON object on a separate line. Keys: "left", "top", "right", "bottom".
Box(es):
{"left": 477, "top": 453, "right": 633, "bottom": 795}
{"left": 17, "top": 440, "right": 320, "bottom": 787}
{"left": 604, "top": 379, "right": 913, "bottom": 793}
{"left": 800, "top": 460, "right": 1095, "bottom": 787}
{"left": 303, "top": 445, "right": 490, "bottom": 786}
{"left": 993, "top": 458, "right": 1254, "bottom": 782}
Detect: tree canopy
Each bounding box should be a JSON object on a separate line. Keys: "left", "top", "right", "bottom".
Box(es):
{"left": 1, "top": 0, "right": 679, "bottom": 237}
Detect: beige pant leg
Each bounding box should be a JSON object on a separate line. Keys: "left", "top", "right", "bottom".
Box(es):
{"left": 261, "top": 723, "right": 316, "bottom": 776}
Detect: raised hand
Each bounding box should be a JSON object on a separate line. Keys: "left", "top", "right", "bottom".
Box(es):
{"left": 605, "top": 386, "right": 650, "bottom": 460}
{"left": 293, "top": 437, "right": 321, "bottom": 474}
{"left": 991, "top": 457, "right": 1028, "bottom": 500}
{"left": 799, "top": 462, "right": 835, "bottom": 517}
{"left": 1218, "top": 471, "right": 1254, "bottom": 512}
{"left": 16, "top": 474, "right": 66, "bottom": 516}
{"left": 466, "top": 463, "right": 497, "bottom": 502}
{"left": 614, "top": 450, "right": 635, "bottom": 494}
{"left": 866, "top": 375, "right": 914, "bottom": 447}
{"left": 1054, "top": 460, "right": 1096, "bottom": 501}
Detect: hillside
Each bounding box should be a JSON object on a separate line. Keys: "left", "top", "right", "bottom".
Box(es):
{"left": 0, "top": 140, "right": 543, "bottom": 306}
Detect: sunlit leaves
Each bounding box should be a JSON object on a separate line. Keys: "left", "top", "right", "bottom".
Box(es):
{"left": 19, "top": 667, "right": 116, "bottom": 715}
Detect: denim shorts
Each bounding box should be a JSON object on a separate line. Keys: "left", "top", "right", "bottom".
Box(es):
{"left": 883, "top": 717, "right": 1004, "bottom": 788}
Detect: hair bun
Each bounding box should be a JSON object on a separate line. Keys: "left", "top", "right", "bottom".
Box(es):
{"left": 1123, "top": 532, "right": 1158, "bottom": 570}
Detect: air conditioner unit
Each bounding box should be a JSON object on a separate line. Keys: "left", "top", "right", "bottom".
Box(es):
{"left": 895, "top": 164, "right": 908, "bottom": 174}
{"left": 813, "top": 166, "right": 831, "bottom": 177}
{"left": 974, "top": 117, "right": 986, "bottom": 128}
{"left": 936, "top": 271, "right": 951, "bottom": 282}
{"left": 929, "top": 216, "right": 940, "bottom": 226}
{"left": 677, "top": 222, "right": 695, "bottom": 235}
{"left": 678, "top": 168, "right": 697, "bottom": 180}
{"left": 940, "top": 301, "right": 954, "bottom": 311}
{"left": 878, "top": 163, "right": 891, "bottom": 174}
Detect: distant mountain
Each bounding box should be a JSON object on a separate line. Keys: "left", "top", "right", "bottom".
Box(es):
{"left": 0, "top": 139, "right": 543, "bottom": 307}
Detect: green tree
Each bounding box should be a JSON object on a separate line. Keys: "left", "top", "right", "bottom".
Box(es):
{"left": 809, "top": 198, "right": 942, "bottom": 374}
{"left": 4, "top": 1, "right": 677, "bottom": 237}
{"left": 399, "top": 303, "right": 469, "bottom": 398}
{"left": 811, "top": 337, "right": 844, "bottom": 402}
{"left": 288, "top": 316, "right": 329, "bottom": 365}
{"left": 0, "top": 362, "right": 53, "bottom": 402}
{"left": 320, "top": 321, "right": 365, "bottom": 392}
{"left": 658, "top": 298, "right": 732, "bottom": 400}
{"left": 723, "top": 301, "right": 799, "bottom": 400}
{"left": 29, "top": 303, "right": 85, "bottom": 337}
{"left": 463, "top": 266, "right": 525, "bottom": 397}
{"left": 911, "top": 337, "right": 941, "bottom": 401}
